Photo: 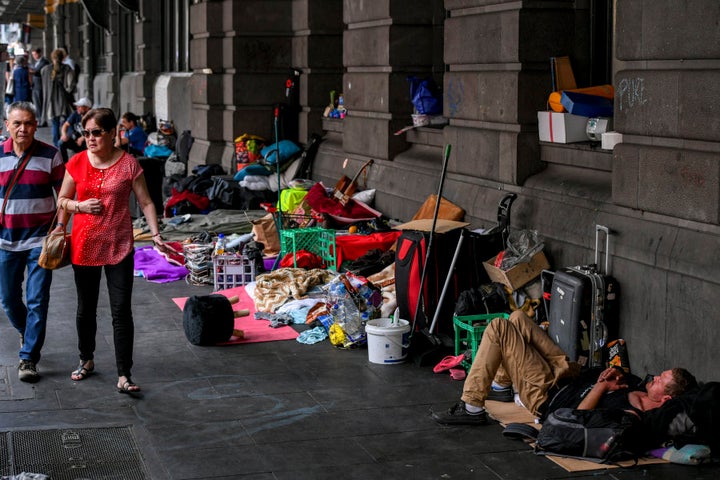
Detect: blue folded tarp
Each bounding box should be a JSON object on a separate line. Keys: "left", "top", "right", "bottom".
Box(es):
{"left": 560, "top": 91, "right": 613, "bottom": 117}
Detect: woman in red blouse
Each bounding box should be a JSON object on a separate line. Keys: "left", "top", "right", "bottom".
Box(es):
{"left": 56, "top": 108, "right": 168, "bottom": 394}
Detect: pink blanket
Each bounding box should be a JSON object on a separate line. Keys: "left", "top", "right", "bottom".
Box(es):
{"left": 173, "top": 286, "right": 299, "bottom": 344}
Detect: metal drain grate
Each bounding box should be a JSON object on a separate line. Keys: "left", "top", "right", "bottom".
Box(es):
{"left": 1, "top": 426, "right": 147, "bottom": 479}
{"left": 0, "top": 433, "right": 8, "bottom": 476}
{"left": 0, "top": 366, "right": 11, "bottom": 401}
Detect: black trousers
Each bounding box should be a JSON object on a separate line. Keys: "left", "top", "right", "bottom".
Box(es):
{"left": 72, "top": 252, "right": 135, "bottom": 378}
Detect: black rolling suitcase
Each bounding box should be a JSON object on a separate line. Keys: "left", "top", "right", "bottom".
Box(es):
{"left": 547, "top": 225, "right": 620, "bottom": 369}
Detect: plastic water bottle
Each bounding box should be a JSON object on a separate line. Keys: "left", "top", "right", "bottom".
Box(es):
{"left": 340, "top": 298, "right": 362, "bottom": 338}
{"left": 227, "top": 232, "right": 253, "bottom": 250}
{"left": 214, "top": 233, "right": 227, "bottom": 256}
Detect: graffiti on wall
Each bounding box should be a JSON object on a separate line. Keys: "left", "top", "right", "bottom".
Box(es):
{"left": 446, "top": 78, "right": 464, "bottom": 117}
{"left": 617, "top": 77, "right": 648, "bottom": 111}
{"left": 679, "top": 165, "right": 706, "bottom": 188}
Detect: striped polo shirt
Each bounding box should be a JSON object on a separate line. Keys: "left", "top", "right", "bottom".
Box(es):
{"left": 0, "top": 138, "right": 65, "bottom": 251}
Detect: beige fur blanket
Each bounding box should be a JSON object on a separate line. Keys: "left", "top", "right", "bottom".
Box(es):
{"left": 253, "top": 268, "right": 336, "bottom": 313}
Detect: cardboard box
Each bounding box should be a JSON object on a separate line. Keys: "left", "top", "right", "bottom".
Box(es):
{"left": 483, "top": 251, "right": 550, "bottom": 291}
{"left": 393, "top": 218, "right": 469, "bottom": 233}
{"left": 538, "top": 111, "right": 589, "bottom": 143}
{"left": 601, "top": 131, "right": 623, "bottom": 150}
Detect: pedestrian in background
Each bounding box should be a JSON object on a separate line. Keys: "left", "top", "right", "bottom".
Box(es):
{"left": 115, "top": 112, "right": 148, "bottom": 157}
{"left": 3, "top": 56, "right": 15, "bottom": 106}
{"left": 11, "top": 55, "right": 31, "bottom": 103}
{"left": 40, "top": 48, "right": 75, "bottom": 148}
{"left": 60, "top": 47, "right": 80, "bottom": 97}
{"left": 0, "top": 102, "right": 66, "bottom": 383}
{"left": 58, "top": 97, "right": 92, "bottom": 162}
{"left": 30, "top": 48, "right": 50, "bottom": 126}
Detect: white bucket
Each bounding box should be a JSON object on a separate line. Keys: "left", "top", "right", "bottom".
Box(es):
{"left": 365, "top": 318, "right": 411, "bottom": 364}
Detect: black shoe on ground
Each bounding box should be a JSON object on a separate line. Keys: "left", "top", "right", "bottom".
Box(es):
{"left": 431, "top": 402, "right": 488, "bottom": 426}
{"left": 18, "top": 360, "right": 40, "bottom": 383}
{"left": 487, "top": 387, "right": 513, "bottom": 403}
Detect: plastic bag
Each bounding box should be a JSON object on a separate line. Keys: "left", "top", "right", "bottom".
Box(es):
{"left": 500, "top": 229, "right": 544, "bottom": 270}
{"left": 323, "top": 274, "right": 383, "bottom": 348}
{"left": 407, "top": 76, "right": 442, "bottom": 116}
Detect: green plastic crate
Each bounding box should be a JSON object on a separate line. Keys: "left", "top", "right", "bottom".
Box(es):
{"left": 280, "top": 227, "right": 337, "bottom": 270}
{"left": 453, "top": 313, "right": 510, "bottom": 368}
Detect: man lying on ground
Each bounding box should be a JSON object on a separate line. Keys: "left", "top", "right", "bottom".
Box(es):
{"left": 431, "top": 310, "right": 697, "bottom": 425}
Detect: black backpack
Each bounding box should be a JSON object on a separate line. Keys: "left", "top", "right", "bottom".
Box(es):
{"left": 175, "top": 130, "right": 194, "bottom": 164}
{"left": 535, "top": 408, "right": 642, "bottom": 463}
{"left": 454, "top": 282, "right": 509, "bottom": 317}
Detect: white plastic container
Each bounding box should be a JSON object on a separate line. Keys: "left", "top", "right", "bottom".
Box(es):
{"left": 365, "top": 318, "right": 411, "bottom": 364}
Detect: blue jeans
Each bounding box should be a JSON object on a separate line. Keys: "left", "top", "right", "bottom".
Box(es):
{"left": 0, "top": 247, "right": 53, "bottom": 363}
{"left": 51, "top": 116, "right": 65, "bottom": 148}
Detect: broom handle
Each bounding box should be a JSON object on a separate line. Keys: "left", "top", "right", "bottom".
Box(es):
{"left": 429, "top": 229, "right": 464, "bottom": 334}
{"left": 428, "top": 145, "right": 451, "bottom": 235}
{"left": 411, "top": 144, "right": 451, "bottom": 338}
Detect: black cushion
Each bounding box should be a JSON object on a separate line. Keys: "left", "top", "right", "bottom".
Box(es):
{"left": 182, "top": 295, "right": 234, "bottom": 345}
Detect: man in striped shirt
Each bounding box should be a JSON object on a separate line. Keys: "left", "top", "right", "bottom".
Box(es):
{"left": 1, "top": 102, "right": 66, "bottom": 382}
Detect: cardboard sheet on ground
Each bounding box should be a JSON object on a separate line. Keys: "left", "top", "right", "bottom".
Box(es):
{"left": 173, "top": 285, "right": 299, "bottom": 344}
{"left": 484, "top": 401, "right": 667, "bottom": 472}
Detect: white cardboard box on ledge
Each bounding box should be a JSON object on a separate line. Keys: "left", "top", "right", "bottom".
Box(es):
{"left": 537, "top": 111, "right": 590, "bottom": 143}
{"left": 601, "top": 131, "right": 623, "bottom": 150}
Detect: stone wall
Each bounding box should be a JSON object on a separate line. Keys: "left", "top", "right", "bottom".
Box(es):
{"left": 52, "top": 0, "right": 720, "bottom": 380}
{"left": 310, "top": 0, "right": 720, "bottom": 380}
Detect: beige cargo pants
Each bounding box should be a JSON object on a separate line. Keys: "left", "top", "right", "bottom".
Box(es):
{"left": 461, "top": 310, "right": 580, "bottom": 417}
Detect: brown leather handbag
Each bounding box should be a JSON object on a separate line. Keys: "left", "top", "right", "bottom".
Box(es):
{"left": 38, "top": 209, "right": 71, "bottom": 270}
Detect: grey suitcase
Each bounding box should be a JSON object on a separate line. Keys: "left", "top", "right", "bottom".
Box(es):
{"left": 547, "top": 225, "right": 620, "bottom": 369}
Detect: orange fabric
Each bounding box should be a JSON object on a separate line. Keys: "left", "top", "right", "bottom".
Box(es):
{"left": 66, "top": 150, "right": 141, "bottom": 266}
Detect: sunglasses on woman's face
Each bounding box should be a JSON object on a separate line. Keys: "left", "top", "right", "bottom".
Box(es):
{"left": 81, "top": 128, "right": 107, "bottom": 138}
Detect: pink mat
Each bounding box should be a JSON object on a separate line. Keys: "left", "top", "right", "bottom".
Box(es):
{"left": 173, "top": 286, "right": 299, "bottom": 344}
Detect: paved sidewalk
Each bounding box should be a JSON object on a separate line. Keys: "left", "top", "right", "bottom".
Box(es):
{"left": 0, "top": 126, "right": 716, "bottom": 478}
{"left": 3, "top": 265, "right": 720, "bottom": 479}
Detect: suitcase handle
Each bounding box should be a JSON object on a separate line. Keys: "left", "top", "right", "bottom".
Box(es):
{"left": 596, "top": 320, "right": 608, "bottom": 348}
{"left": 481, "top": 193, "right": 517, "bottom": 250}
{"left": 497, "top": 193, "right": 517, "bottom": 249}
{"left": 497, "top": 193, "right": 517, "bottom": 231}
{"left": 595, "top": 225, "right": 611, "bottom": 274}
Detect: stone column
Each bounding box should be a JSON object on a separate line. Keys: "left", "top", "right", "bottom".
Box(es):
{"left": 189, "top": 0, "right": 300, "bottom": 171}
{"left": 612, "top": 0, "right": 720, "bottom": 223}
{"left": 122, "top": 1, "right": 163, "bottom": 116}
{"left": 291, "top": 0, "right": 343, "bottom": 143}
{"left": 342, "top": 0, "right": 444, "bottom": 161}
{"left": 443, "top": 1, "right": 575, "bottom": 185}
{"left": 188, "top": 0, "right": 231, "bottom": 169}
